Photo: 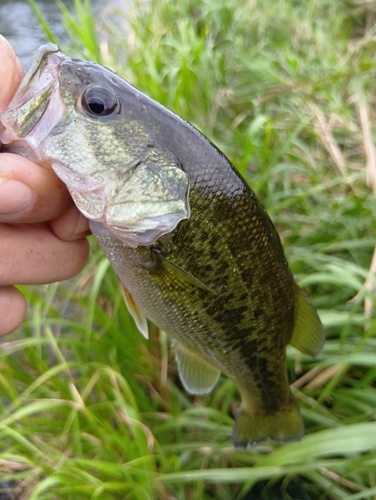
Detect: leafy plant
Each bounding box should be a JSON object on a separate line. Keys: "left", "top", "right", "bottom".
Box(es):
{"left": 3, "top": 0, "right": 376, "bottom": 498}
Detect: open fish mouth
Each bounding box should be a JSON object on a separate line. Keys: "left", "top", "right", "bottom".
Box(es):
{"left": 0, "top": 44, "right": 67, "bottom": 154}
{"left": 0, "top": 44, "right": 191, "bottom": 248}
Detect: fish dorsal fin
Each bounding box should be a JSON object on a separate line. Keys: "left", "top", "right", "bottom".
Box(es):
{"left": 174, "top": 341, "right": 221, "bottom": 395}
{"left": 289, "top": 283, "right": 325, "bottom": 357}
{"left": 154, "top": 249, "right": 216, "bottom": 294}
{"left": 119, "top": 282, "right": 149, "bottom": 339}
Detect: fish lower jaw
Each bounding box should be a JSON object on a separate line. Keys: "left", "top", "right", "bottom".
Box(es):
{"left": 107, "top": 212, "right": 188, "bottom": 248}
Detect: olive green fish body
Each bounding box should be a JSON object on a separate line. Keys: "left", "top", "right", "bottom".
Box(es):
{"left": 91, "top": 149, "right": 302, "bottom": 446}
{"left": 0, "top": 44, "right": 325, "bottom": 447}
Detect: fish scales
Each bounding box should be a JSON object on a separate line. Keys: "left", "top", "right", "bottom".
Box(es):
{"left": 0, "top": 44, "right": 325, "bottom": 447}
{"left": 161, "top": 185, "right": 296, "bottom": 400}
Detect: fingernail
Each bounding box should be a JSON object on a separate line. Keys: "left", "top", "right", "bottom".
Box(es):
{"left": 73, "top": 212, "right": 90, "bottom": 238}
{"left": 0, "top": 178, "right": 34, "bottom": 216}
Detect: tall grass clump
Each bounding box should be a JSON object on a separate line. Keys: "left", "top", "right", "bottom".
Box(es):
{"left": 1, "top": 0, "right": 376, "bottom": 498}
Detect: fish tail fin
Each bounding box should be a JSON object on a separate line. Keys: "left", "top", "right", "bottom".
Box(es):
{"left": 232, "top": 398, "right": 304, "bottom": 448}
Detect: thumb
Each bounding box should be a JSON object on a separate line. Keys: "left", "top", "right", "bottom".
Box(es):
{"left": 0, "top": 36, "right": 25, "bottom": 117}
{"left": 0, "top": 38, "right": 73, "bottom": 223}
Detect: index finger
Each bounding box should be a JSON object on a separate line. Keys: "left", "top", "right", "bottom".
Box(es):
{"left": 0, "top": 38, "right": 74, "bottom": 223}
{"left": 0, "top": 36, "right": 25, "bottom": 118}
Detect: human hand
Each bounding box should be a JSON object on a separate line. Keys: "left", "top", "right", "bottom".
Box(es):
{"left": 0, "top": 36, "right": 90, "bottom": 336}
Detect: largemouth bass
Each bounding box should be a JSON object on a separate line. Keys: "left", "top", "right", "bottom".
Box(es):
{"left": 0, "top": 44, "right": 324, "bottom": 448}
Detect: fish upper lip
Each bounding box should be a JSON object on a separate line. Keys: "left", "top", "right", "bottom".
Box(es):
{"left": 0, "top": 44, "right": 68, "bottom": 149}
{"left": 6, "top": 44, "right": 65, "bottom": 111}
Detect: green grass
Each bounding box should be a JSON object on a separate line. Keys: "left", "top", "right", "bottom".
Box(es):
{"left": 2, "top": 0, "right": 376, "bottom": 498}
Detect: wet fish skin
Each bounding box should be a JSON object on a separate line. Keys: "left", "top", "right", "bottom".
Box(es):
{"left": 0, "top": 45, "right": 324, "bottom": 447}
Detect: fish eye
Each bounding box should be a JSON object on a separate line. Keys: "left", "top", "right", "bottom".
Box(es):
{"left": 82, "top": 86, "right": 119, "bottom": 117}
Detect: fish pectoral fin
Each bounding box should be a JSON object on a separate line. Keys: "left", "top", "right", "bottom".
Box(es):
{"left": 174, "top": 341, "right": 220, "bottom": 395}
{"left": 289, "top": 283, "right": 325, "bottom": 358}
{"left": 119, "top": 282, "right": 149, "bottom": 339}
{"left": 154, "top": 249, "right": 216, "bottom": 294}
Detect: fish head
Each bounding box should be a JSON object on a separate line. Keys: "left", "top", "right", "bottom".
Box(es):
{"left": 0, "top": 44, "right": 190, "bottom": 247}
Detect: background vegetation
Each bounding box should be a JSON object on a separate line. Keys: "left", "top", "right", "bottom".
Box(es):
{"left": 2, "top": 0, "right": 376, "bottom": 498}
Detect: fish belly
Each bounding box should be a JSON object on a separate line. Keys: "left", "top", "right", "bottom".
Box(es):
{"left": 90, "top": 219, "right": 303, "bottom": 447}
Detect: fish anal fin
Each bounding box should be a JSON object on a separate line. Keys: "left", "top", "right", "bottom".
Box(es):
{"left": 290, "top": 284, "right": 325, "bottom": 358}
{"left": 232, "top": 397, "right": 304, "bottom": 448}
{"left": 174, "top": 341, "right": 220, "bottom": 395}
{"left": 119, "top": 282, "right": 149, "bottom": 339}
